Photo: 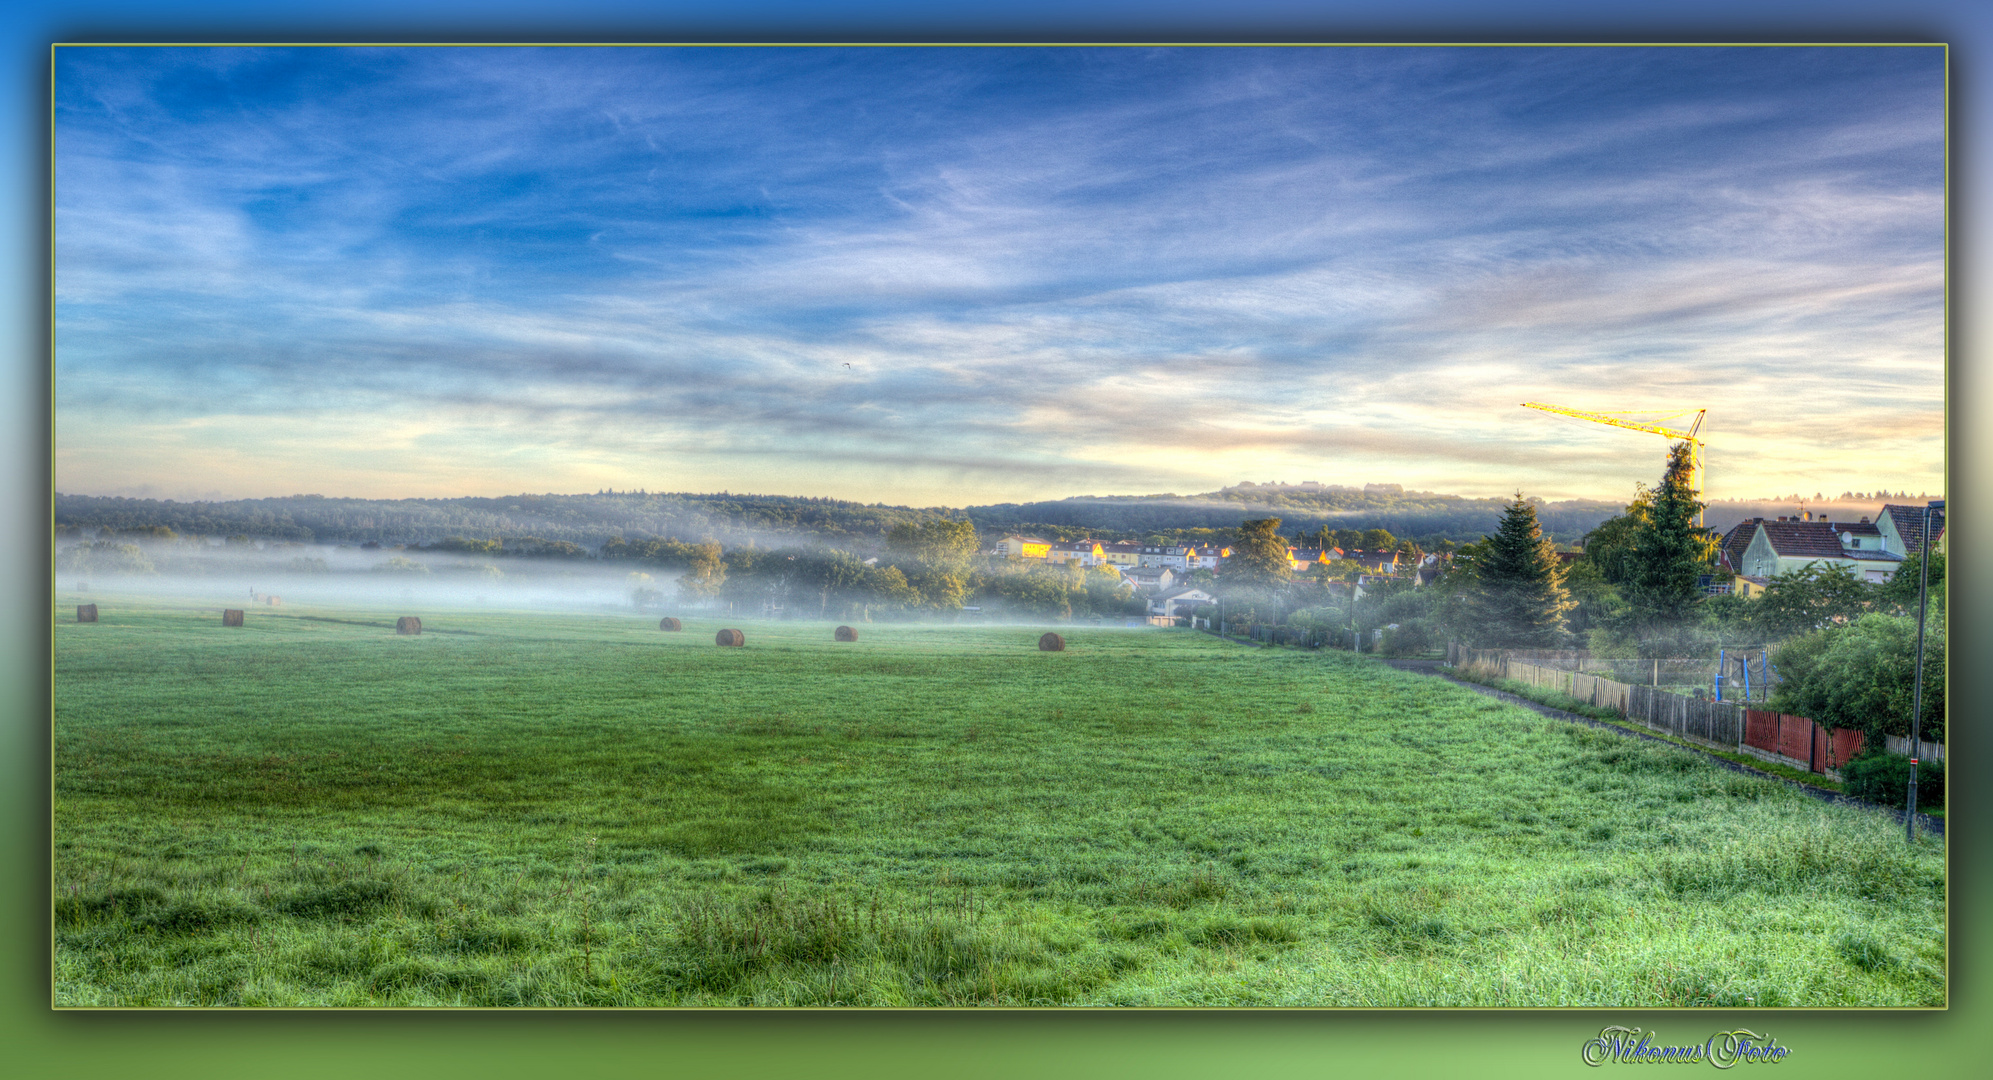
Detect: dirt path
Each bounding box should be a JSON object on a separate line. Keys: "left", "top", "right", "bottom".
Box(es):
{"left": 1383, "top": 658, "right": 1945, "bottom": 838}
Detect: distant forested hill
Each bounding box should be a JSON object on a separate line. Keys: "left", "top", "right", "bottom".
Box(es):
{"left": 52, "top": 492, "right": 957, "bottom": 549}
{"left": 56, "top": 482, "right": 1629, "bottom": 550}
{"left": 964, "top": 484, "right": 1625, "bottom": 545}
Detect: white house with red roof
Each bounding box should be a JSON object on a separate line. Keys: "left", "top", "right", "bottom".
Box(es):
{"left": 1728, "top": 511, "right": 1904, "bottom": 583}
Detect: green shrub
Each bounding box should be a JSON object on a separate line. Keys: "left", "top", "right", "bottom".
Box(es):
{"left": 1841, "top": 752, "right": 1943, "bottom": 810}
{"left": 1380, "top": 619, "right": 1438, "bottom": 656}
{"left": 1770, "top": 613, "right": 1944, "bottom": 742}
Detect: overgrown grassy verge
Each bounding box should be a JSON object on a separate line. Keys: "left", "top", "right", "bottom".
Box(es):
{"left": 1447, "top": 666, "right": 1866, "bottom": 797}
{"left": 1462, "top": 669, "right": 1947, "bottom": 822}
{"left": 54, "top": 596, "right": 1944, "bottom": 1006}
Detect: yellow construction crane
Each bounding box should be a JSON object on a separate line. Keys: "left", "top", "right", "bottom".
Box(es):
{"left": 1520, "top": 401, "right": 1708, "bottom": 525}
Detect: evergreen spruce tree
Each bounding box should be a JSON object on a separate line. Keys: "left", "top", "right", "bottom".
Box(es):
{"left": 1621, "top": 442, "right": 1714, "bottom": 636}
{"left": 1472, "top": 493, "right": 1573, "bottom": 647}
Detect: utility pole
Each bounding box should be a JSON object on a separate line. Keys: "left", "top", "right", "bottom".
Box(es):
{"left": 1350, "top": 583, "right": 1361, "bottom": 653}
{"left": 1907, "top": 498, "right": 1943, "bottom": 842}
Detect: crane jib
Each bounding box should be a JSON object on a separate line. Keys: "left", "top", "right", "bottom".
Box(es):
{"left": 1518, "top": 401, "right": 1708, "bottom": 525}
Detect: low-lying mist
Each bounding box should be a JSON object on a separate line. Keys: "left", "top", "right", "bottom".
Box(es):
{"left": 57, "top": 538, "right": 683, "bottom": 616}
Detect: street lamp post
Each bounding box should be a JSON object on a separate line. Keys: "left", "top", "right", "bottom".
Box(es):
{"left": 1907, "top": 498, "right": 1943, "bottom": 842}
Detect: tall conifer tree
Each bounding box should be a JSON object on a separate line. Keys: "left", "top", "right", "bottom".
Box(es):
{"left": 1472, "top": 493, "right": 1573, "bottom": 647}
{"left": 1622, "top": 442, "right": 1713, "bottom": 634}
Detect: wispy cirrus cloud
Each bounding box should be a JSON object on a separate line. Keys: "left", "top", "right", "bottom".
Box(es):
{"left": 54, "top": 45, "right": 1943, "bottom": 505}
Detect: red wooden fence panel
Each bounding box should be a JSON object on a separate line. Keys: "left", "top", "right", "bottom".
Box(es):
{"left": 1826, "top": 728, "right": 1866, "bottom": 771}
{"left": 1777, "top": 714, "right": 1815, "bottom": 764}
{"left": 1745, "top": 710, "right": 1780, "bottom": 754}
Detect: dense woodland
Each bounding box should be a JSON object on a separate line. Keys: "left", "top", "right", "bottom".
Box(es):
{"left": 57, "top": 483, "right": 1914, "bottom": 556}
{"left": 56, "top": 485, "right": 1633, "bottom": 551}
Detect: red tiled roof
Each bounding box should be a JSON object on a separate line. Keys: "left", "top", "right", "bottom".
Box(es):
{"left": 1718, "top": 519, "right": 1761, "bottom": 572}
{"left": 1760, "top": 521, "right": 1846, "bottom": 558}
{"left": 1882, "top": 504, "right": 1945, "bottom": 554}
{"left": 1756, "top": 520, "right": 1898, "bottom": 562}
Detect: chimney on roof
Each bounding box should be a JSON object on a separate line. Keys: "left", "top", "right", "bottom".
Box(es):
{"left": 1860, "top": 516, "right": 1869, "bottom": 524}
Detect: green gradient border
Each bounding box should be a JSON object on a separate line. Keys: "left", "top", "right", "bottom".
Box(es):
{"left": 12, "top": 13, "right": 1986, "bottom": 1080}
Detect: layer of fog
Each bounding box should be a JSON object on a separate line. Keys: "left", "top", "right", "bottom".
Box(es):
{"left": 55, "top": 535, "right": 1167, "bottom": 630}
{"left": 57, "top": 536, "right": 684, "bottom": 616}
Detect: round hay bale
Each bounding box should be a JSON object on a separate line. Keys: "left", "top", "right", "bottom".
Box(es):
{"left": 715, "top": 628, "right": 745, "bottom": 647}
{"left": 834, "top": 625, "right": 859, "bottom": 642}
{"left": 76, "top": 603, "right": 98, "bottom": 623}
{"left": 658, "top": 617, "right": 683, "bottom": 631}
{"left": 1038, "top": 632, "right": 1065, "bottom": 652}
{"left": 222, "top": 608, "right": 245, "bottom": 627}
{"left": 395, "top": 616, "right": 422, "bottom": 635}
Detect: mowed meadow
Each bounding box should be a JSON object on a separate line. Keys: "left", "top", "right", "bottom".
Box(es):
{"left": 53, "top": 597, "right": 1945, "bottom": 1007}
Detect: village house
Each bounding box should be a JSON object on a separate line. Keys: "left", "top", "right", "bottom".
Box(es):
{"left": 1413, "top": 552, "right": 1447, "bottom": 587}
{"left": 1119, "top": 565, "right": 1177, "bottom": 592}
{"left": 1731, "top": 575, "right": 1772, "bottom": 598}
{"left": 1186, "top": 545, "right": 1230, "bottom": 571}
{"left": 1724, "top": 511, "right": 1904, "bottom": 584}
{"left": 1285, "top": 547, "right": 1335, "bottom": 571}
{"left": 1339, "top": 548, "right": 1399, "bottom": 574}
{"left": 1099, "top": 542, "right": 1145, "bottom": 568}
{"left": 1716, "top": 519, "right": 1759, "bottom": 577}
{"left": 994, "top": 534, "right": 1053, "bottom": 559}
{"left": 1046, "top": 539, "right": 1106, "bottom": 567}
{"left": 1135, "top": 545, "right": 1197, "bottom": 569}
{"left": 1147, "top": 585, "right": 1215, "bottom": 620}
{"left": 1876, "top": 503, "right": 1946, "bottom": 558}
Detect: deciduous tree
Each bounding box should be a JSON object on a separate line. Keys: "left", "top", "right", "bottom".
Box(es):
{"left": 1223, "top": 518, "right": 1293, "bottom": 589}
{"left": 1875, "top": 550, "right": 1943, "bottom": 614}
{"left": 1771, "top": 612, "right": 1944, "bottom": 741}
{"left": 1749, "top": 562, "right": 1874, "bottom": 639}
{"left": 676, "top": 541, "right": 727, "bottom": 605}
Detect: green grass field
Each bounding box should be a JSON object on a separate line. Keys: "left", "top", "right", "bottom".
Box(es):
{"left": 52, "top": 595, "right": 1945, "bottom": 1007}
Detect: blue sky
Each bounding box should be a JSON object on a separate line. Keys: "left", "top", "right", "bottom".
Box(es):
{"left": 54, "top": 44, "right": 1944, "bottom": 505}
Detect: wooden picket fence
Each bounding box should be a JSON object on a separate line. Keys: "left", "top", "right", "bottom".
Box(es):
{"left": 1449, "top": 646, "right": 1947, "bottom": 778}
{"left": 1488, "top": 656, "right": 1894, "bottom": 778}
{"left": 1504, "top": 660, "right": 1740, "bottom": 750}
{"left": 1627, "top": 684, "right": 1745, "bottom": 748}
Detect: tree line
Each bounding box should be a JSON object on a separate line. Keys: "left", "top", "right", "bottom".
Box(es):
{"left": 600, "top": 519, "right": 1144, "bottom": 623}
{"left": 56, "top": 482, "right": 1626, "bottom": 554}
